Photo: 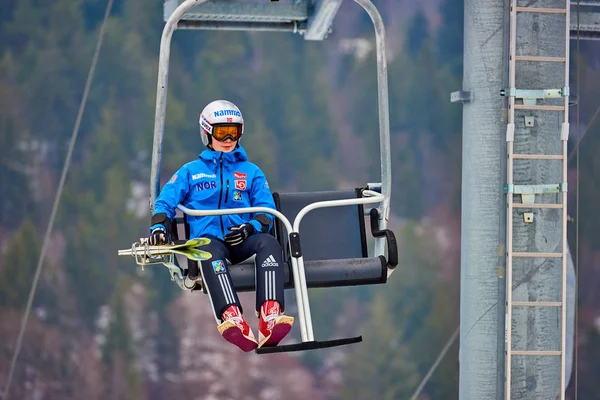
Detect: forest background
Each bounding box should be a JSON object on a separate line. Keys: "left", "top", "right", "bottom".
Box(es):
{"left": 1, "top": 0, "right": 600, "bottom": 399}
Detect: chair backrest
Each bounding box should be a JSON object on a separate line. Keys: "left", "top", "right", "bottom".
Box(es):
{"left": 272, "top": 189, "right": 368, "bottom": 262}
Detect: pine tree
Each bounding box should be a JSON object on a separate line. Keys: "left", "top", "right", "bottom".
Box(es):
{"left": 4, "top": 0, "right": 91, "bottom": 144}
{"left": 0, "top": 218, "right": 40, "bottom": 308}
{"left": 406, "top": 9, "right": 430, "bottom": 58}
{"left": 340, "top": 293, "right": 421, "bottom": 399}
{"left": 102, "top": 276, "right": 145, "bottom": 400}
{"left": 0, "top": 51, "right": 34, "bottom": 226}
{"left": 340, "top": 223, "right": 459, "bottom": 399}
{"left": 437, "top": 0, "right": 464, "bottom": 76}
{"left": 61, "top": 101, "right": 141, "bottom": 327}
{"left": 389, "top": 222, "right": 459, "bottom": 398}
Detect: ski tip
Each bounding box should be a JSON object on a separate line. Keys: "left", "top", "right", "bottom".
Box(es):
{"left": 187, "top": 237, "right": 211, "bottom": 247}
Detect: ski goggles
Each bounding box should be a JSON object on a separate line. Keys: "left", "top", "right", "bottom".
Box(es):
{"left": 212, "top": 124, "right": 242, "bottom": 142}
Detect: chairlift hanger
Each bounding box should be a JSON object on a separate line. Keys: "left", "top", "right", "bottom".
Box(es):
{"left": 146, "top": 0, "right": 395, "bottom": 354}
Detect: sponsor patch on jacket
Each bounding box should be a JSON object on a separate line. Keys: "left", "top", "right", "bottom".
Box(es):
{"left": 212, "top": 260, "right": 226, "bottom": 274}
{"left": 235, "top": 180, "right": 247, "bottom": 191}
{"left": 197, "top": 181, "right": 217, "bottom": 191}
{"left": 233, "top": 190, "right": 243, "bottom": 201}
{"left": 234, "top": 171, "right": 247, "bottom": 179}
{"left": 192, "top": 173, "right": 217, "bottom": 180}
{"left": 169, "top": 174, "right": 178, "bottom": 183}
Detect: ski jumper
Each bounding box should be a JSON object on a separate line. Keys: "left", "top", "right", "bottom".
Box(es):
{"left": 152, "top": 146, "right": 285, "bottom": 319}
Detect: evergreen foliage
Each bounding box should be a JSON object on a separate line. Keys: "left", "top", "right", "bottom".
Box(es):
{"left": 102, "top": 276, "right": 145, "bottom": 399}
{"left": 339, "top": 222, "right": 458, "bottom": 399}
{"left": 0, "top": 218, "right": 40, "bottom": 308}
{"left": 2, "top": 0, "right": 599, "bottom": 396}
{"left": 0, "top": 52, "right": 34, "bottom": 226}
{"left": 340, "top": 293, "right": 421, "bottom": 400}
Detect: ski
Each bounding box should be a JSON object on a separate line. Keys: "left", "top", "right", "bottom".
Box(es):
{"left": 154, "top": 237, "right": 211, "bottom": 250}
{"left": 163, "top": 246, "right": 212, "bottom": 261}
{"left": 118, "top": 238, "right": 212, "bottom": 262}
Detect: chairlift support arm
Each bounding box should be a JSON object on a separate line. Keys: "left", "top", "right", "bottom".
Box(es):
{"left": 151, "top": 0, "right": 391, "bottom": 222}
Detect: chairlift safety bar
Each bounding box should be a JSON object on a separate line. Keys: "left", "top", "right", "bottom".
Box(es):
{"left": 178, "top": 190, "right": 384, "bottom": 342}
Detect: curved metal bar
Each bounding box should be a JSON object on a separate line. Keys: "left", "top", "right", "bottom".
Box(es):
{"left": 352, "top": 0, "right": 391, "bottom": 229}
{"left": 292, "top": 190, "right": 384, "bottom": 232}
{"left": 177, "top": 204, "right": 293, "bottom": 235}
{"left": 151, "top": 0, "right": 210, "bottom": 212}
{"left": 177, "top": 204, "right": 312, "bottom": 341}
{"left": 290, "top": 189, "right": 384, "bottom": 338}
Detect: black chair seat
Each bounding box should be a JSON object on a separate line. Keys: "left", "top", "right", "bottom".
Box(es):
{"left": 228, "top": 256, "right": 387, "bottom": 292}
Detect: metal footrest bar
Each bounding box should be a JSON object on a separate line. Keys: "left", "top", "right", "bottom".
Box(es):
{"left": 255, "top": 336, "right": 362, "bottom": 354}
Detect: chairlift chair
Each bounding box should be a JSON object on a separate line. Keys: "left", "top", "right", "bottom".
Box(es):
{"left": 149, "top": 0, "right": 397, "bottom": 354}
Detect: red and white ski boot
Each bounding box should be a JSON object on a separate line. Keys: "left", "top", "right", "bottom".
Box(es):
{"left": 258, "top": 300, "right": 294, "bottom": 348}
{"left": 217, "top": 305, "right": 258, "bottom": 352}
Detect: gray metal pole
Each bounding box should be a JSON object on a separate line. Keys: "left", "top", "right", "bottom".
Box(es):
{"left": 151, "top": 0, "right": 210, "bottom": 212}
{"left": 352, "top": 0, "right": 392, "bottom": 265}
{"left": 460, "top": 0, "right": 505, "bottom": 399}
{"left": 353, "top": 0, "right": 392, "bottom": 229}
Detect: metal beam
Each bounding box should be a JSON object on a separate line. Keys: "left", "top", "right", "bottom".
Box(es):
{"left": 570, "top": 0, "right": 600, "bottom": 39}
{"left": 164, "top": 0, "right": 343, "bottom": 40}
{"left": 164, "top": 0, "right": 309, "bottom": 23}
{"left": 177, "top": 20, "right": 306, "bottom": 32}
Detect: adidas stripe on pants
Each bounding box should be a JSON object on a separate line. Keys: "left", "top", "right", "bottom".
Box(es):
{"left": 198, "top": 233, "right": 286, "bottom": 321}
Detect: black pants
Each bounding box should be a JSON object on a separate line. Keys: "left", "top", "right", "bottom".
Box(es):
{"left": 193, "top": 234, "right": 285, "bottom": 321}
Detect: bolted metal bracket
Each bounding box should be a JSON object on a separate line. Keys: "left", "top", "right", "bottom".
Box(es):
{"left": 451, "top": 91, "right": 472, "bottom": 103}
{"left": 524, "top": 116, "right": 535, "bottom": 128}
{"left": 501, "top": 87, "right": 569, "bottom": 108}
{"left": 521, "top": 193, "right": 535, "bottom": 224}
{"left": 501, "top": 88, "right": 568, "bottom": 99}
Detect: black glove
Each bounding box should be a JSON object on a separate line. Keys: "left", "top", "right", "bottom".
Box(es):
{"left": 224, "top": 223, "right": 256, "bottom": 246}
{"left": 149, "top": 212, "right": 171, "bottom": 245}
{"left": 149, "top": 227, "right": 169, "bottom": 245}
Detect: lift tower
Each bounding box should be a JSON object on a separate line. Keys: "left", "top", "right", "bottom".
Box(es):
{"left": 455, "top": 0, "right": 576, "bottom": 399}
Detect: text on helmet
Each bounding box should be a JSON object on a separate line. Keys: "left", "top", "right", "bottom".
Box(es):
{"left": 200, "top": 116, "right": 212, "bottom": 133}
{"left": 214, "top": 110, "right": 241, "bottom": 118}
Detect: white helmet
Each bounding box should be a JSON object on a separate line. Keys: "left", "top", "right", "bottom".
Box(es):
{"left": 199, "top": 100, "right": 244, "bottom": 147}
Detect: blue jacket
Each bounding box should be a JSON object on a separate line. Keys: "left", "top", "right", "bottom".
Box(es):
{"left": 151, "top": 146, "right": 276, "bottom": 240}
